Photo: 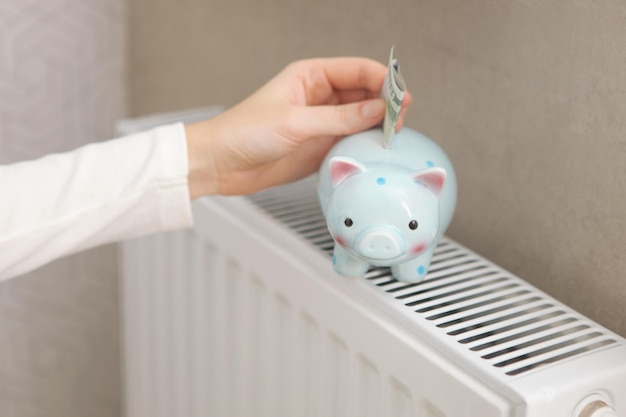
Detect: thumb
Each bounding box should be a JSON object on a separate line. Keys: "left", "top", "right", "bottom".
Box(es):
{"left": 293, "top": 98, "right": 385, "bottom": 139}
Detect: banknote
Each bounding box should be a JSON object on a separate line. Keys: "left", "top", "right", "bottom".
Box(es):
{"left": 381, "top": 46, "right": 406, "bottom": 149}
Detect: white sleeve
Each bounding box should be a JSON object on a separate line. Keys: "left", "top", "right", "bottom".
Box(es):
{"left": 0, "top": 122, "right": 193, "bottom": 281}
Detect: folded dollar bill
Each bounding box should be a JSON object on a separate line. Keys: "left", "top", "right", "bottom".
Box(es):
{"left": 381, "top": 46, "right": 406, "bottom": 149}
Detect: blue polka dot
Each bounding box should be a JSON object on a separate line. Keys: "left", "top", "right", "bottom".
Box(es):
{"left": 376, "top": 177, "right": 386, "bottom": 185}
{"left": 426, "top": 160, "right": 435, "bottom": 167}
{"left": 417, "top": 265, "right": 426, "bottom": 275}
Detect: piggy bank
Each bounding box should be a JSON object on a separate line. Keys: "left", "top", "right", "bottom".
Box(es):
{"left": 317, "top": 127, "right": 457, "bottom": 283}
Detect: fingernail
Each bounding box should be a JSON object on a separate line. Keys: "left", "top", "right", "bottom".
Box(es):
{"left": 360, "top": 99, "right": 385, "bottom": 118}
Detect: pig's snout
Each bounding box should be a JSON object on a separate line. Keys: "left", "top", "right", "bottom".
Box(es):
{"left": 356, "top": 226, "right": 405, "bottom": 261}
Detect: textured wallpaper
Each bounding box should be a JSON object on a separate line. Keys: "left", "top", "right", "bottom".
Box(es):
{"left": 0, "top": 1, "right": 126, "bottom": 416}
{"left": 0, "top": 0, "right": 126, "bottom": 162}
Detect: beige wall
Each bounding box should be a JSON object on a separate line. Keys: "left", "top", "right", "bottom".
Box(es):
{"left": 130, "top": 0, "right": 626, "bottom": 336}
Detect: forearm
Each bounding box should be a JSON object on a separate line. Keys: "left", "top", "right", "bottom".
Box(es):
{"left": 0, "top": 123, "right": 193, "bottom": 280}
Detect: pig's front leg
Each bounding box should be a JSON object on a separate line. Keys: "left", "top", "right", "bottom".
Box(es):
{"left": 332, "top": 244, "right": 369, "bottom": 277}
{"left": 391, "top": 245, "right": 437, "bottom": 283}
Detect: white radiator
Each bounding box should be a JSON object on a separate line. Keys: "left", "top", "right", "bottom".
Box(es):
{"left": 117, "top": 113, "right": 625, "bottom": 417}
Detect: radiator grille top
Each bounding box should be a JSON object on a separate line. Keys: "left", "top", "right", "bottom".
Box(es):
{"left": 247, "top": 179, "right": 619, "bottom": 378}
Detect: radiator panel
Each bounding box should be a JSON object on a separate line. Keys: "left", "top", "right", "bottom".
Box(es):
{"left": 121, "top": 233, "right": 511, "bottom": 416}
{"left": 120, "top": 178, "right": 626, "bottom": 417}
{"left": 248, "top": 183, "right": 620, "bottom": 380}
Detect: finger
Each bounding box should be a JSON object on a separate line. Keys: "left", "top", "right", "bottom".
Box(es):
{"left": 314, "top": 57, "right": 387, "bottom": 93}
{"left": 402, "top": 90, "right": 413, "bottom": 108}
{"left": 290, "top": 98, "right": 385, "bottom": 139}
{"left": 307, "top": 88, "right": 379, "bottom": 108}
{"left": 396, "top": 106, "right": 409, "bottom": 132}
{"left": 335, "top": 88, "right": 380, "bottom": 105}
{"left": 396, "top": 90, "right": 413, "bottom": 131}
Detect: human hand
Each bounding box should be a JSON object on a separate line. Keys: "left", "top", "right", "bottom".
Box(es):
{"left": 185, "top": 57, "right": 412, "bottom": 197}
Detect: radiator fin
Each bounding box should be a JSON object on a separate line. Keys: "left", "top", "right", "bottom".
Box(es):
{"left": 355, "top": 355, "right": 381, "bottom": 417}
{"left": 298, "top": 313, "right": 322, "bottom": 417}
{"left": 388, "top": 378, "right": 415, "bottom": 417}
{"left": 325, "top": 333, "right": 350, "bottom": 416}
{"left": 247, "top": 181, "right": 618, "bottom": 378}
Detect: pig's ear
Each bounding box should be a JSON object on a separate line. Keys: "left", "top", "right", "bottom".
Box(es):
{"left": 412, "top": 167, "right": 447, "bottom": 200}
{"left": 329, "top": 157, "right": 366, "bottom": 187}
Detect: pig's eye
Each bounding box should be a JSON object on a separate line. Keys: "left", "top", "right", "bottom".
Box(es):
{"left": 408, "top": 220, "right": 418, "bottom": 230}
{"left": 344, "top": 218, "right": 354, "bottom": 227}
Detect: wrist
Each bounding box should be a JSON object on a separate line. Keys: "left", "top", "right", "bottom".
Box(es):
{"left": 185, "top": 119, "right": 219, "bottom": 199}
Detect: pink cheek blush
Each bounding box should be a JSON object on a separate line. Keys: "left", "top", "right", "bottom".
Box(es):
{"left": 334, "top": 235, "right": 347, "bottom": 248}
{"left": 410, "top": 243, "right": 427, "bottom": 255}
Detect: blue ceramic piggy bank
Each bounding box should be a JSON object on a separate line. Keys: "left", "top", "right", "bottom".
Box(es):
{"left": 317, "top": 127, "right": 457, "bottom": 283}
